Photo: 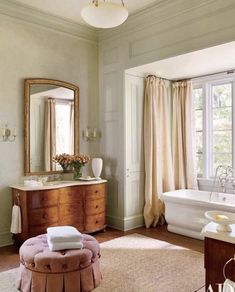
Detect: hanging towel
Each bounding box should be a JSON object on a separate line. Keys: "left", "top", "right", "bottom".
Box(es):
{"left": 47, "top": 238, "right": 83, "bottom": 251}
{"left": 223, "top": 279, "right": 235, "bottom": 292}
{"left": 10, "top": 205, "right": 22, "bottom": 234}
{"left": 47, "top": 226, "right": 83, "bottom": 243}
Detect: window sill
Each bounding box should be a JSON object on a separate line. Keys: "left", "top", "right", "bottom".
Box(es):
{"left": 197, "top": 177, "right": 214, "bottom": 184}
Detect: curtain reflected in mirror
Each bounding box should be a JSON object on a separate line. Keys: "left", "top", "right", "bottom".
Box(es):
{"left": 29, "top": 83, "right": 76, "bottom": 173}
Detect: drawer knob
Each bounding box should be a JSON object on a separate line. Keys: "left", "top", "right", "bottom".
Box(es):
{"left": 95, "top": 205, "right": 98, "bottom": 209}
{"left": 95, "top": 190, "right": 98, "bottom": 194}
{"left": 96, "top": 220, "right": 99, "bottom": 224}
{"left": 42, "top": 213, "right": 48, "bottom": 219}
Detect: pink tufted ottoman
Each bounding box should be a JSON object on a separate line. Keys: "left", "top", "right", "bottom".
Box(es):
{"left": 17, "top": 234, "right": 102, "bottom": 292}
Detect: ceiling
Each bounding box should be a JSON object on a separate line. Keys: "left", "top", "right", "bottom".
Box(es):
{"left": 31, "top": 86, "right": 74, "bottom": 100}
{"left": 13, "top": 0, "right": 158, "bottom": 26}
{"left": 126, "top": 42, "right": 235, "bottom": 80}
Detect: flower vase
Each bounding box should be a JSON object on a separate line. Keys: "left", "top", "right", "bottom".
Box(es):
{"left": 73, "top": 164, "right": 83, "bottom": 180}
{"left": 61, "top": 164, "right": 69, "bottom": 173}
{"left": 92, "top": 158, "right": 103, "bottom": 179}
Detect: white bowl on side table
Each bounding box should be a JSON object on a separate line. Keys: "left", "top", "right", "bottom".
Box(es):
{"left": 205, "top": 210, "right": 235, "bottom": 232}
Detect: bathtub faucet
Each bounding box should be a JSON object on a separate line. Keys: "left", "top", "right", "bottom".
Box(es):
{"left": 218, "top": 174, "right": 227, "bottom": 193}
{"left": 224, "top": 166, "right": 235, "bottom": 194}
{"left": 210, "top": 165, "right": 234, "bottom": 200}
{"left": 231, "top": 178, "right": 235, "bottom": 194}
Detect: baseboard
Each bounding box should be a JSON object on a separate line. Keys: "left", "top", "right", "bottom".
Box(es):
{"left": 0, "top": 231, "right": 13, "bottom": 247}
{"left": 106, "top": 214, "right": 144, "bottom": 231}
{"left": 123, "top": 214, "right": 145, "bottom": 231}
{"left": 106, "top": 215, "right": 125, "bottom": 231}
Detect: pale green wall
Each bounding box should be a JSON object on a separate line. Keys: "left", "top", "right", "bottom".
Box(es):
{"left": 0, "top": 15, "right": 99, "bottom": 246}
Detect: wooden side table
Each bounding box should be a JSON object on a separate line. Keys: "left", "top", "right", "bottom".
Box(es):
{"left": 205, "top": 237, "right": 235, "bottom": 290}
{"left": 203, "top": 222, "right": 235, "bottom": 291}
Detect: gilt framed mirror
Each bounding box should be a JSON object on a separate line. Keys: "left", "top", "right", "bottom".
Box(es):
{"left": 24, "top": 78, "right": 79, "bottom": 175}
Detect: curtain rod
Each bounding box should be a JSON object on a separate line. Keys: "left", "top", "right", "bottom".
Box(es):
{"left": 147, "top": 69, "right": 235, "bottom": 82}
{"left": 146, "top": 74, "right": 171, "bottom": 82}
{"left": 147, "top": 74, "right": 187, "bottom": 82}
{"left": 47, "top": 97, "right": 73, "bottom": 102}
{"left": 190, "top": 69, "right": 235, "bottom": 80}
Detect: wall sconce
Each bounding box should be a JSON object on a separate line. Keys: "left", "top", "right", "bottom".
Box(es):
{"left": 82, "top": 127, "right": 100, "bottom": 142}
{"left": 1, "top": 124, "right": 16, "bottom": 142}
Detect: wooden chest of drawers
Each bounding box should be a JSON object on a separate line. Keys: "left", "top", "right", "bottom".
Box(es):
{"left": 12, "top": 182, "right": 106, "bottom": 244}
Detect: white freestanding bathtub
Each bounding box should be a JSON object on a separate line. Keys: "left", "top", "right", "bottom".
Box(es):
{"left": 162, "top": 189, "right": 235, "bottom": 240}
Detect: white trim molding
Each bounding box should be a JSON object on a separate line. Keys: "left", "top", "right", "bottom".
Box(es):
{"left": 106, "top": 214, "right": 144, "bottom": 231}
{"left": 123, "top": 215, "right": 144, "bottom": 231}
{"left": 0, "top": 0, "right": 98, "bottom": 43}
{"left": 98, "top": 0, "right": 233, "bottom": 41}
{"left": 106, "top": 215, "right": 125, "bottom": 231}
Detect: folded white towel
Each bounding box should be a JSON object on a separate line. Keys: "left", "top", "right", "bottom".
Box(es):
{"left": 47, "top": 238, "right": 83, "bottom": 251}
{"left": 47, "top": 233, "right": 82, "bottom": 243}
{"left": 47, "top": 226, "right": 82, "bottom": 243}
{"left": 10, "top": 205, "right": 22, "bottom": 234}
{"left": 223, "top": 279, "right": 235, "bottom": 292}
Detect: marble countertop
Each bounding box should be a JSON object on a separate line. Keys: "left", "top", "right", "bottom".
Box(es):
{"left": 202, "top": 222, "right": 235, "bottom": 244}
{"left": 10, "top": 179, "right": 107, "bottom": 191}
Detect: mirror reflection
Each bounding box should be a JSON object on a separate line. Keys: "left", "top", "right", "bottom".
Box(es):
{"left": 30, "top": 85, "right": 74, "bottom": 172}
{"left": 24, "top": 79, "right": 79, "bottom": 175}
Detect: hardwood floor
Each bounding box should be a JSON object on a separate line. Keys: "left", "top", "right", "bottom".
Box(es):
{"left": 0, "top": 244, "right": 19, "bottom": 272}
{"left": 0, "top": 225, "right": 203, "bottom": 272}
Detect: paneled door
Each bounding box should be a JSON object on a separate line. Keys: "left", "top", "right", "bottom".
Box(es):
{"left": 124, "top": 74, "right": 145, "bottom": 229}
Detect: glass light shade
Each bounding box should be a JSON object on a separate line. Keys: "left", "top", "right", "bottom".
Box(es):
{"left": 81, "top": 2, "right": 128, "bottom": 29}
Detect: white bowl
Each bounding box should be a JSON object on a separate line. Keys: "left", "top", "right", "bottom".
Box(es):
{"left": 205, "top": 210, "right": 235, "bottom": 232}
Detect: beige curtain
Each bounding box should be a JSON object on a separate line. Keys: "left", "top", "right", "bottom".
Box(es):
{"left": 44, "top": 98, "right": 56, "bottom": 171}
{"left": 172, "top": 81, "right": 198, "bottom": 189}
{"left": 69, "top": 101, "right": 74, "bottom": 154}
{"left": 144, "top": 76, "right": 174, "bottom": 228}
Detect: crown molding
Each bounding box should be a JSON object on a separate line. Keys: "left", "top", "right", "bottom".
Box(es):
{"left": 98, "top": 0, "right": 226, "bottom": 42}
{"left": 0, "top": 0, "right": 98, "bottom": 44}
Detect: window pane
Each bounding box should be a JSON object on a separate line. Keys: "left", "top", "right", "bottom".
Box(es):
{"left": 196, "top": 153, "right": 203, "bottom": 176}
{"left": 194, "top": 87, "right": 203, "bottom": 176}
{"left": 212, "top": 83, "right": 232, "bottom": 108}
{"left": 213, "top": 130, "right": 232, "bottom": 153}
{"left": 195, "top": 110, "right": 203, "bottom": 131}
{"left": 56, "top": 103, "right": 71, "bottom": 155}
{"left": 196, "top": 131, "right": 203, "bottom": 153}
{"left": 213, "top": 153, "right": 232, "bottom": 175}
{"left": 213, "top": 107, "right": 232, "bottom": 130}
{"left": 193, "top": 88, "right": 203, "bottom": 109}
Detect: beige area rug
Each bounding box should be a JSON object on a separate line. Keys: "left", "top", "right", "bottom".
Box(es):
{"left": 0, "top": 234, "right": 204, "bottom": 292}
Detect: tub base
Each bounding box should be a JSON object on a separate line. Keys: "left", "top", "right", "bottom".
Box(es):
{"left": 167, "top": 224, "right": 204, "bottom": 240}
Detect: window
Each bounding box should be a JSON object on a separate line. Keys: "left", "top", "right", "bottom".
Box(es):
{"left": 193, "top": 74, "right": 235, "bottom": 178}
{"left": 55, "top": 102, "right": 72, "bottom": 155}
{"left": 212, "top": 83, "right": 232, "bottom": 174}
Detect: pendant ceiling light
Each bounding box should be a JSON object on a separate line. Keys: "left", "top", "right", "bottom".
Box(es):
{"left": 81, "top": 0, "right": 128, "bottom": 29}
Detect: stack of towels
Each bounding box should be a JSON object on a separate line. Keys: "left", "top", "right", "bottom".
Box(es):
{"left": 47, "top": 226, "right": 83, "bottom": 251}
